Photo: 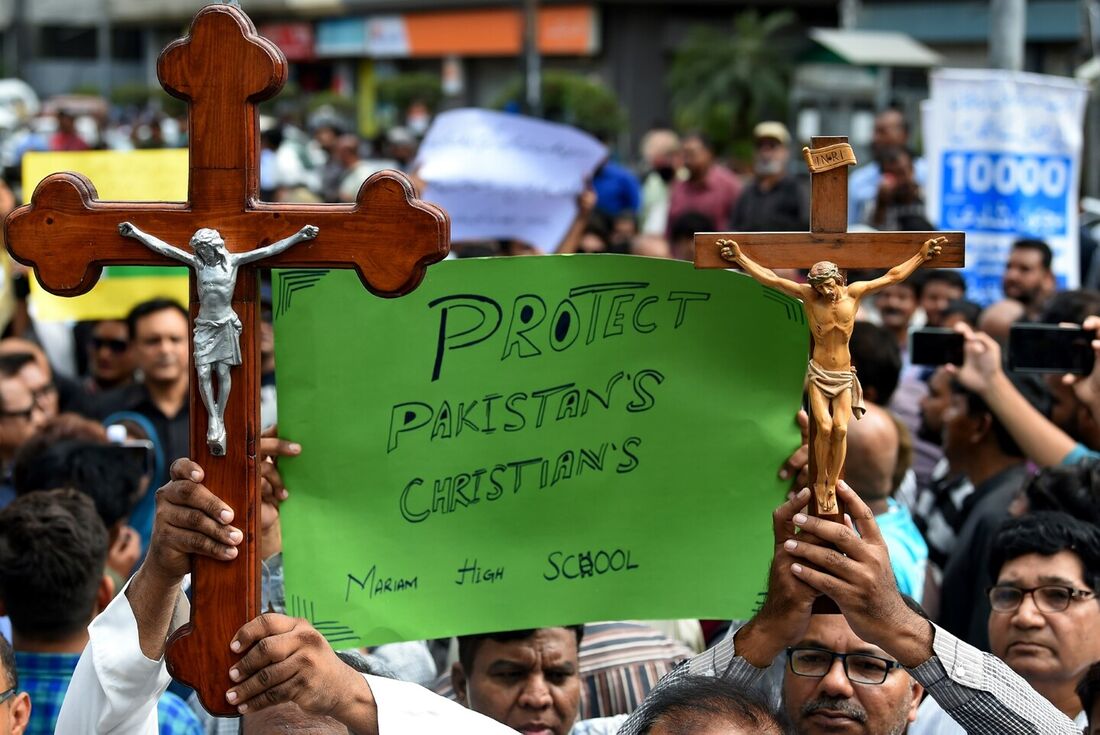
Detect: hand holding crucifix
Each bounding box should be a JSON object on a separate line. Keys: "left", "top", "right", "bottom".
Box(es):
{"left": 718, "top": 235, "right": 946, "bottom": 514}
{"left": 5, "top": 3, "right": 448, "bottom": 713}
{"left": 118, "top": 222, "right": 319, "bottom": 455}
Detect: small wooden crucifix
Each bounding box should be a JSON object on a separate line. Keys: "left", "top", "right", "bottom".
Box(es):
{"left": 695, "top": 136, "right": 964, "bottom": 524}
{"left": 3, "top": 4, "right": 448, "bottom": 715}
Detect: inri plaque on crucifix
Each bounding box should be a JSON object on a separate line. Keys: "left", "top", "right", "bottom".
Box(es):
{"left": 3, "top": 3, "right": 449, "bottom": 714}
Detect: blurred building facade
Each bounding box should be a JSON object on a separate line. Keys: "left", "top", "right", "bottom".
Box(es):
{"left": 0, "top": 0, "right": 1092, "bottom": 166}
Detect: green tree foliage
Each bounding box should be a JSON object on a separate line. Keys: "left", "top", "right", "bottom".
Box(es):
{"left": 377, "top": 73, "right": 443, "bottom": 114}
{"left": 305, "top": 90, "right": 357, "bottom": 120}
{"left": 493, "top": 69, "right": 626, "bottom": 140}
{"left": 666, "top": 10, "right": 795, "bottom": 157}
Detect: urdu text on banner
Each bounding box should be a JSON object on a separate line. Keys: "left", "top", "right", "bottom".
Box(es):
{"left": 923, "top": 69, "right": 1088, "bottom": 304}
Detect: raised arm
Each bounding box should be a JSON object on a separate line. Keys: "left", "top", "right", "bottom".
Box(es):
{"left": 785, "top": 484, "right": 1081, "bottom": 735}
{"left": 236, "top": 224, "right": 319, "bottom": 265}
{"left": 717, "top": 239, "right": 811, "bottom": 301}
{"left": 951, "top": 324, "right": 1078, "bottom": 466}
{"left": 848, "top": 236, "right": 944, "bottom": 299}
{"left": 118, "top": 222, "right": 195, "bottom": 267}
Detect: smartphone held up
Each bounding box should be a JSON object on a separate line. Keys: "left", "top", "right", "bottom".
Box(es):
{"left": 909, "top": 323, "right": 1098, "bottom": 375}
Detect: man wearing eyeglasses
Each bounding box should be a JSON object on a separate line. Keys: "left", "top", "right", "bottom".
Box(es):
{"left": 0, "top": 635, "right": 30, "bottom": 735}
{"left": 618, "top": 483, "right": 1080, "bottom": 735}
{"left": 911, "top": 511, "right": 1100, "bottom": 733}
{"left": 0, "top": 355, "right": 46, "bottom": 508}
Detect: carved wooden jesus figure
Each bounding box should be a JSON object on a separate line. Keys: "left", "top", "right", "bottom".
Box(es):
{"left": 718, "top": 235, "right": 946, "bottom": 513}
{"left": 119, "top": 221, "right": 319, "bottom": 454}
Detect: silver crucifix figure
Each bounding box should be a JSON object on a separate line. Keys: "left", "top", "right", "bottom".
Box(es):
{"left": 118, "top": 222, "right": 319, "bottom": 455}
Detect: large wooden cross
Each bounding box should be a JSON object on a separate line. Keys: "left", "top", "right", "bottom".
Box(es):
{"left": 695, "top": 134, "right": 964, "bottom": 524}
{"left": 3, "top": 4, "right": 448, "bottom": 714}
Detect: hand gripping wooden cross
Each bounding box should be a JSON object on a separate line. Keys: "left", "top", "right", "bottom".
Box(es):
{"left": 695, "top": 136, "right": 964, "bottom": 607}
{"left": 2, "top": 4, "right": 448, "bottom": 714}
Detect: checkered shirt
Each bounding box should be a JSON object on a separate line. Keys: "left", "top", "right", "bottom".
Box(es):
{"left": 614, "top": 623, "right": 1080, "bottom": 735}
{"left": 16, "top": 651, "right": 203, "bottom": 735}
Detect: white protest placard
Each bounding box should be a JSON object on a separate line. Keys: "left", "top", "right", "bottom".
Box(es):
{"left": 415, "top": 108, "right": 607, "bottom": 252}
{"left": 924, "top": 69, "right": 1088, "bottom": 304}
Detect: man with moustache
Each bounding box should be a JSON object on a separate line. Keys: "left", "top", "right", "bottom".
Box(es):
{"left": 911, "top": 512, "right": 1100, "bottom": 733}
{"left": 729, "top": 122, "right": 808, "bottom": 233}
{"left": 1002, "top": 239, "right": 1057, "bottom": 320}
{"left": 618, "top": 484, "right": 1080, "bottom": 735}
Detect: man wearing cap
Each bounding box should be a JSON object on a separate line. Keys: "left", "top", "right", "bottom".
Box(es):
{"left": 729, "top": 121, "right": 808, "bottom": 232}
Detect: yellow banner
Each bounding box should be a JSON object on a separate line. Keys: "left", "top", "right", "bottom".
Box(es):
{"left": 21, "top": 150, "right": 190, "bottom": 322}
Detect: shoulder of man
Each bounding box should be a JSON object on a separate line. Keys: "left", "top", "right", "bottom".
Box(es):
{"left": 571, "top": 714, "right": 629, "bottom": 735}
{"left": 89, "top": 381, "right": 146, "bottom": 419}
{"left": 155, "top": 690, "right": 204, "bottom": 735}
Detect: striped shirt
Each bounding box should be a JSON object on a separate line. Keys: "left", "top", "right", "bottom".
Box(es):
{"left": 431, "top": 621, "right": 693, "bottom": 720}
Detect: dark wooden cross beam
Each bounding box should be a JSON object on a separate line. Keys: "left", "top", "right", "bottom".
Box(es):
{"left": 694, "top": 134, "right": 963, "bottom": 558}
{"left": 3, "top": 5, "right": 448, "bottom": 715}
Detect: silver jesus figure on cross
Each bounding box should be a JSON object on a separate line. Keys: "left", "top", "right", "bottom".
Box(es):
{"left": 118, "top": 221, "right": 319, "bottom": 455}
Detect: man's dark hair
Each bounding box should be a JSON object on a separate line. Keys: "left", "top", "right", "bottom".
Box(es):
{"left": 682, "top": 131, "right": 714, "bottom": 153}
{"left": 457, "top": 625, "right": 585, "bottom": 674}
{"left": 0, "top": 352, "right": 37, "bottom": 414}
{"left": 0, "top": 635, "right": 15, "bottom": 690}
{"left": 1012, "top": 238, "right": 1053, "bottom": 271}
{"left": 942, "top": 298, "right": 982, "bottom": 328}
{"left": 669, "top": 212, "right": 716, "bottom": 242}
{"left": 879, "top": 105, "right": 909, "bottom": 135}
{"left": 633, "top": 675, "right": 791, "bottom": 735}
{"left": 1037, "top": 289, "right": 1100, "bottom": 325}
{"left": 918, "top": 269, "right": 966, "bottom": 297}
{"left": 900, "top": 592, "right": 930, "bottom": 620}
{"left": 335, "top": 649, "right": 381, "bottom": 676}
{"left": 127, "top": 298, "right": 188, "bottom": 338}
{"left": 1078, "top": 660, "right": 1100, "bottom": 725}
{"left": 0, "top": 489, "right": 108, "bottom": 640}
{"left": 0, "top": 353, "right": 35, "bottom": 379}
{"left": 93, "top": 318, "right": 131, "bottom": 340}
{"left": 12, "top": 440, "right": 143, "bottom": 529}
{"left": 950, "top": 374, "right": 1049, "bottom": 458}
{"left": 878, "top": 146, "right": 913, "bottom": 168}
{"left": 988, "top": 511, "right": 1100, "bottom": 593}
{"left": 1024, "top": 460, "right": 1100, "bottom": 526}
{"left": 849, "top": 321, "right": 901, "bottom": 404}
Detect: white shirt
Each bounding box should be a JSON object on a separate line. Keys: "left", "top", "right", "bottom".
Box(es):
{"left": 55, "top": 585, "right": 515, "bottom": 734}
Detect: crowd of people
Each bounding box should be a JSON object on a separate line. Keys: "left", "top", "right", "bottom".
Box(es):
{"left": 0, "top": 98, "right": 1097, "bottom": 735}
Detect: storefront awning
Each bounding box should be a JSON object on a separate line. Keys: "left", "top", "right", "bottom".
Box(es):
{"left": 809, "top": 28, "right": 943, "bottom": 68}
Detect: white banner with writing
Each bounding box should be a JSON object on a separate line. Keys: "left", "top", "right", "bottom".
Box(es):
{"left": 924, "top": 69, "right": 1088, "bottom": 304}
{"left": 416, "top": 109, "right": 607, "bottom": 252}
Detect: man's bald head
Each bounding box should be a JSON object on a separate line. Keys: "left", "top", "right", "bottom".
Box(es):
{"left": 843, "top": 403, "right": 898, "bottom": 501}
{"left": 978, "top": 299, "right": 1025, "bottom": 343}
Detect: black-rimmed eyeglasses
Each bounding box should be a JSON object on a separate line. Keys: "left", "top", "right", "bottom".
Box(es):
{"left": 987, "top": 584, "right": 1096, "bottom": 613}
{"left": 786, "top": 647, "right": 903, "bottom": 685}
{"left": 0, "top": 405, "right": 35, "bottom": 421}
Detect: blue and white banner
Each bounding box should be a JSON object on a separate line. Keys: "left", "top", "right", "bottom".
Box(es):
{"left": 924, "top": 69, "right": 1088, "bottom": 304}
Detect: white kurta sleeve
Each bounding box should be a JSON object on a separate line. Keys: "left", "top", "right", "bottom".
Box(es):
{"left": 55, "top": 581, "right": 189, "bottom": 734}
{"left": 366, "top": 674, "right": 518, "bottom": 734}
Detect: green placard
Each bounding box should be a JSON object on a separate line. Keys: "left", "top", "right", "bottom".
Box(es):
{"left": 276, "top": 255, "right": 808, "bottom": 647}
